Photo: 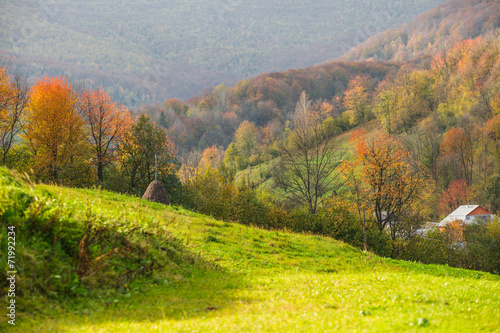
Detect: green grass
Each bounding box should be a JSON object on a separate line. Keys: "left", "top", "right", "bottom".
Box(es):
{"left": 235, "top": 158, "right": 278, "bottom": 190}
{"left": 2, "top": 170, "right": 500, "bottom": 332}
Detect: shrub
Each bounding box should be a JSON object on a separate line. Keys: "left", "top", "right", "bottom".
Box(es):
{"left": 392, "top": 220, "right": 500, "bottom": 274}
{"left": 183, "top": 166, "right": 237, "bottom": 220}
{"left": 234, "top": 187, "right": 270, "bottom": 227}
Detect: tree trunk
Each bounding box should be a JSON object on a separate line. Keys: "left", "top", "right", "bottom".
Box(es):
{"left": 247, "top": 161, "right": 251, "bottom": 186}
{"left": 52, "top": 152, "right": 58, "bottom": 183}
{"left": 363, "top": 209, "right": 367, "bottom": 251}
{"left": 97, "top": 161, "right": 104, "bottom": 184}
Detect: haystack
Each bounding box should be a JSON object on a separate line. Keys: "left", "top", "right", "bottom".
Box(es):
{"left": 142, "top": 180, "right": 170, "bottom": 205}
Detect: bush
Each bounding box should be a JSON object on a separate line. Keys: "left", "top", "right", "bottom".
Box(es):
{"left": 183, "top": 166, "right": 237, "bottom": 221}
{"left": 392, "top": 220, "right": 500, "bottom": 274}
{"left": 464, "top": 220, "right": 500, "bottom": 274}
{"left": 234, "top": 187, "right": 270, "bottom": 227}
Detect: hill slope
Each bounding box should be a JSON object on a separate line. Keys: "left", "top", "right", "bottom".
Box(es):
{"left": 338, "top": 0, "right": 500, "bottom": 62}
{"left": 0, "top": 0, "right": 444, "bottom": 106}
{"left": 1, "top": 168, "right": 500, "bottom": 332}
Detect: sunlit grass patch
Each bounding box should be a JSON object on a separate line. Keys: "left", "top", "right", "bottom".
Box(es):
{"left": 2, "top": 168, "right": 500, "bottom": 332}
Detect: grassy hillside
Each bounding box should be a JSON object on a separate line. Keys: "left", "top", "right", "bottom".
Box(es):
{"left": 338, "top": 0, "right": 500, "bottom": 62}
{"left": 1, "top": 167, "right": 500, "bottom": 332}
{"left": 1, "top": 0, "right": 444, "bottom": 106}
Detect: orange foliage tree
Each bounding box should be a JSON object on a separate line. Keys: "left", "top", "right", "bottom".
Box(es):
{"left": 234, "top": 120, "right": 259, "bottom": 184}
{"left": 437, "top": 179, "right": 472, "bottom": 216}
{"left": 0, "top": 64, "right": 12, "bottom": 113}
{"left": 24, "top": 76, "right": 89, "bottom": 183}
{"left": 198, "top": 145, "right": 223, "bottom": 170}
{"left": 439, "top": 127, "right": 474, "bottom": 185}
{"left": 0, "top": 65, "right": 13, "bottom": 164}
{"left": 343, "top": 130, "right": 430, "bottom": 239}
{"left": 78, "top": 88, "right": 132, "bottom": 183}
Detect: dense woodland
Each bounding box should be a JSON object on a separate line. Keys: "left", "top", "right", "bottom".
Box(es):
{"left": 341, "top": 0, "right": 500, "bottom": 62}
{"left": 140, "top": 31, "right": 500, "bottom": 215}
{"left": 1, "top": 0, "right": 443, "bottom": 107}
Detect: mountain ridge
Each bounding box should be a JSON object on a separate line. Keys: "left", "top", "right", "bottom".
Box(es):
{"left": 0, "top": 0, "right": 444, "bottom": 107}
{"left": 336, "top": 0, "right": 500, "bottom": 62}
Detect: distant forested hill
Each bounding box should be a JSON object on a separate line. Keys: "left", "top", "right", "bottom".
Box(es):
{"left": 0, "top": 0, "right": 443, "bottom": 107}
{"left": 339, "top": 0, "right": 500, "bottom": 62}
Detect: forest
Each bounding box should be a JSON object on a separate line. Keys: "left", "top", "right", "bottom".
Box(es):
{"left": 1, "top": 0, "right": 443, "bottom": 107}
{"left": 340, "top": 0, "right": 500, "bottom": 62}
{"left": 1, "top": 29, "right": 500, "bottom": 274}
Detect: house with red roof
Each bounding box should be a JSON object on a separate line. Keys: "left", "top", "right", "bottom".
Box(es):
{"left": 438, "top": 204, "right": 494, "bottom": 229}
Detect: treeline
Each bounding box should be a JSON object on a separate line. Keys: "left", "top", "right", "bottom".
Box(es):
{"left": 3, "top": 0, "right": 442, "bottom": 106}
{"left": 161, "top": 33, "right": 500, "bottom": 273}
{"left": 155, "top": 33, "right": 500, "bottom": 217}
{"left": 0, "top": 69, "right": 181, "bottom": 199}
{"left": 142, "top": 61, "right": 398, "bottom": 155}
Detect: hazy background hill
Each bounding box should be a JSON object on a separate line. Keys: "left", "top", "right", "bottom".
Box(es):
{"left": 0, "top": 0, "right": 444, "bottom": 107}
{"left": 339, "top": 0, "right": 500, "bottom": 62}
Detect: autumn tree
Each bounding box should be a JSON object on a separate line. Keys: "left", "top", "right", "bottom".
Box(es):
{"left": 344, "top": 130, "right": 429, "bottom": 239}
{"left": 78, "top": 87, "right": 132, "bottom": 183}
{"left": 403, "top": 118, "right": 442, "bottom": 183}
{"left": 198, "top": 145, "right": 224, "bottom": 170}
{"left": 274, "top": 91, "right": 345, "bottom": 214}
{"left": 485, "top": 114, "right": 500, "bottom": 169}
{"left": 374, "top": 86, "right": 397, "bottom": 134}
{"left": 0, "top": 65, "right": 13, "bottom": 163}
{"left": 178, "top": 149, "right": 202, "bottom": 182}
{"left": 234, "top": 120, "right": 259, "bottom": 184}
{"left": 0, "top": 64, "right": 12, "bottom": 112}
{"left": 343, "top": 75, "right": 373, "bottom": 127}
{"left": 118, "top": 114, "right": 177, "bottom": 194}
{"left": 223, "top": 142, "right": 244, "bottom": 171}
{"left": 210, "top": 83, "right": 230, "bottom": 112}
{"left": 437, "top": 179, "right": 472, "bottom": 216}
{"left": 24, "top": 76, "right": 89, "bottom": 183}
{"left": 439, "top": 127, "right": 474, "bottom": 185}
{"left": 163, "top": 98, "right": 188, "bottom": 114}
{"left": 0, "top": 69, "right": 29, "bottom": 165}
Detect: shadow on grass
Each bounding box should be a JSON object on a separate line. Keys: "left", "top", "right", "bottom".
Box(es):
{"left": 17, "top": 243, "right": 251, "bottom": 332}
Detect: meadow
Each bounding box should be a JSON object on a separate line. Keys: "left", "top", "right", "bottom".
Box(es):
{"left": 1, "top": 168, "right": 499, "bottom": 332}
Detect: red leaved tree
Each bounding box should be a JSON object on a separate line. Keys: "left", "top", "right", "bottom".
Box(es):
{"left": 437, "top": 179, "right": 472, "bottom": 216}
{"left": 78, "top": 88, "right": 132, "bottom": 183}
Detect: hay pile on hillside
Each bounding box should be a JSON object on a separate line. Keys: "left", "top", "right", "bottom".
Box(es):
{"left": 142, "top": 180, "right": 170, "bottom": 205}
